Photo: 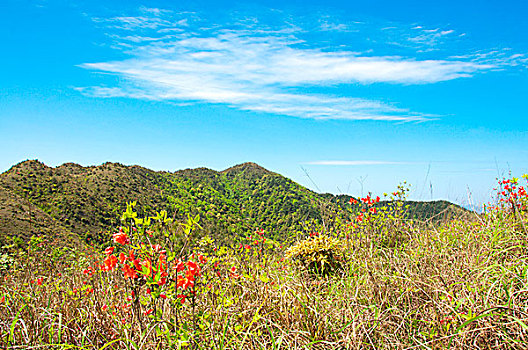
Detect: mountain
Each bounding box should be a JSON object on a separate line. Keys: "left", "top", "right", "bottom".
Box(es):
{"left": 0, "top": 160, "right": 469, "bottom": 246}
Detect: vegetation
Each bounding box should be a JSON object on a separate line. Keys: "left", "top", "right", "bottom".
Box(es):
{"left": 0, "top": 160, "right": 467, "bottom": 248}
{"left": 1, "top": 173, "right": 527, "bottom": 349}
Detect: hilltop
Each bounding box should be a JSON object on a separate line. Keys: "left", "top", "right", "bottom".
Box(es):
{"left": 0, "top": 159, "right": 468, "bottom": 246}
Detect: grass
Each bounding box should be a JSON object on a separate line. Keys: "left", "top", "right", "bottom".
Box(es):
{"left": 1, "top": 177, "right": 528, "bottom": 349}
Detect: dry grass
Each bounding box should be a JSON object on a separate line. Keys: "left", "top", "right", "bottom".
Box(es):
{"left": 1, "top": 194, "right": 528, "bottom": 349}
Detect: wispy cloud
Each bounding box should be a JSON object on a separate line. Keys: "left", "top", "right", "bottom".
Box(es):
{"left": 78, "top": 9, "right": 527, "bottom": 121}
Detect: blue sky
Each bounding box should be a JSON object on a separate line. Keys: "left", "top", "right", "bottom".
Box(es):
{"left": 1, "top": 0, "right": 527, "bottom": 208}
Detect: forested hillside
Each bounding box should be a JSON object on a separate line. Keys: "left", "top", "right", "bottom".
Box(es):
{"left": 0, "top": 160, "right": 468, "bottom": 246}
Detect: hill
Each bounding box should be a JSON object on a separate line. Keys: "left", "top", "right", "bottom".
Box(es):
{"left": 0, "top": 160, "right": 469, "bottom": 245}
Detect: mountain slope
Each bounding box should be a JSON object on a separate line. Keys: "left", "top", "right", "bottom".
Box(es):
{"left": 0, "top": 160, "right": 470, "bottom": 245}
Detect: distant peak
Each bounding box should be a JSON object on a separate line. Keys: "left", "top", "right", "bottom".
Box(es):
{"left": 221, "top": 162, "right": 273, "bottom": 176}
{"left": 58, "top": 162, "right": 83, "bottom": 169}
{"left": 9, "top": 159, "right": 50, "bottom": 172}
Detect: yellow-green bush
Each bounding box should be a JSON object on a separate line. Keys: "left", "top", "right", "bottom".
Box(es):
{"left": 285, "top": 234, "right": 347, "bottom": 275}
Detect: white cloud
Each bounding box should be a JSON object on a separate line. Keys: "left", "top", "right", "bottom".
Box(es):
{"left": 78, "top": 10, "right": 526, "bottom": 121}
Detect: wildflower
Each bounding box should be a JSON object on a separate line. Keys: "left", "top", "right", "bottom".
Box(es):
{"left": 119, "top": 252, "right": 126, "bottom": 264}
{"left": 122, "top": 264, "right": 137, "bottom": 279}
{"left": 133, "top": 259, "right": 141, "bottom": 270}
{"left": 177, "top": 276, "right": 192, "bottom": 290}
{"left": 174, "top": 259, "right": 185, "bottom": 272}
{"left": 105, "top": 246, "right": 115, "bottom": 255}
{"left": 177, "top": 294, "right": 186, "bottom": 304}
{"left": 160, "top": 293, "right": 167, "bottom": 299}
{"left": 37, "top": 278, "right": 43, "bottom": 286}
{"left": 229, "top": 266, "right": 240, "bottom": 279}
{"left": 187, "top": 261, "right": 200, "bottom": 276}
{"left": 0, "top": 296, "right": 5, "bottom": 304}
{"left": 144, "top": 309, "right": 153, "bottom": 316}
{"left": 102, "top": 304, "right": 108, "bottom": 311}
{"left": 113, "top": 229, "right": 129, "bottom": 245}
{"left": 104, "top": 255, "right": 118, "bottom": 271}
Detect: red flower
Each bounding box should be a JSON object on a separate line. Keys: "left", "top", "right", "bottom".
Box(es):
{"left": 104, "top": 255, "right": 118, "bottom": 271}
{"left": 144, "top": 308, "right": 153, "bottom": 316}
{"left": 122, "top": 264, "right": 137, "bottom": 279}
{"left": 119, "top": 252, "right": 126, "bottom": 264}
{"left": 174, "top": 259, "right": 185, "bottom": 272}
{"left": 133, "top": 259, "right": 141, "bottom": 270}
{"left": 177, "top": 294, "right": 186, "bottom": 304}
{"left": 37, "top": 278, "right": 43, "bottom": 286}
{"left": 105, "top": 247, "right": 115, "bottom": 255}
{"left": 229, "top": 266, "right": 240, "bottom": 279}
{"left": 113, "top": 230, "right": 129, "bottom": 245}
{"left": 187, "top": 261, "right": 200, "bottom": 276}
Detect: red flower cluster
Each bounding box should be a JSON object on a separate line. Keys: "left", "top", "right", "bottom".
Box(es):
{"left": 497, "top": 177, "right": 528, "bottom": 211}
{"left": 361, "top": 195, "right": 380, "bottom": 206}
{"left": 113, "top": 228, "right": 129, "bottom": 245}
{"left": 229, "top": 266, "right": 240, "bottom": 279}
{"left": 176, "top": 260, "right": 201, "bottom": 291}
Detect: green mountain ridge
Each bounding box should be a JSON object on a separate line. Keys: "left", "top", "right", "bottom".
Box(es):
{"left": 0, "top": 160, "right": 469, "bottom": 246}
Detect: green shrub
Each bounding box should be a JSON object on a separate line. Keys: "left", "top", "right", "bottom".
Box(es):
{"left": 285, "top": 234, "right": 347, "bottom": 275}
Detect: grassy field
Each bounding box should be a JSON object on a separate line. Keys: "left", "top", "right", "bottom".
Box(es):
{"left": 1, "top": 176, "right": 527, "bottom": 349}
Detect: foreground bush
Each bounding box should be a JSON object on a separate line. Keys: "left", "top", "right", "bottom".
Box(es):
{"left": 1, "top": 176, "right": 528, "bottom": 349}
